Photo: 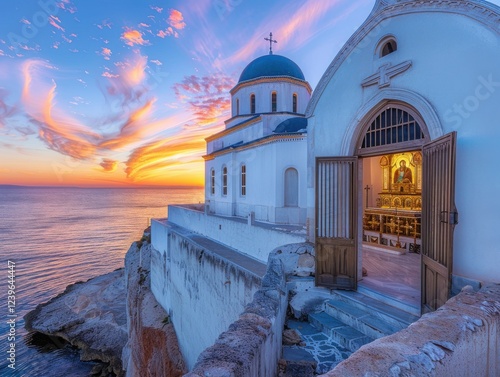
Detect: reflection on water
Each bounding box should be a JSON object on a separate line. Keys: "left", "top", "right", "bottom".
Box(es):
{"left": 0, "top": 186, "right": 203, "bottom": 376}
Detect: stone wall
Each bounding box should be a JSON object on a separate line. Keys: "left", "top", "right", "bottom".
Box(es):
{"left": 321, "top": 284, "right": 500, "bottom": 377}
{"left": 122, "top": 242, "right": 186, "bottom": 377}
{"left": 166, "top": 206, "right": 306, "bottom": 263}
{"left": 150, "top": 220, "right": 263, "bottom": 370}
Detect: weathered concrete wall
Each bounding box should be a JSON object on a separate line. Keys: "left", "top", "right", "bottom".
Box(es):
{"left": 150, "top": 220, "right": 263, "bottom": 370}
{"left": 167, "top": 205, "right": 306, "bottom": 263}
{"left": 185, "top": 243, "right": 315, "bottom": 377}
{"left": 123, "top": 241, "right": 186, "bottom": 377}
{"left": 321, "top": 284, "right": 500, "bottom": 377}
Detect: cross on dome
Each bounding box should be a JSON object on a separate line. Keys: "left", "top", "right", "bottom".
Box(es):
{"left": 264, "top": 32, "right": 277, "bottom": 55}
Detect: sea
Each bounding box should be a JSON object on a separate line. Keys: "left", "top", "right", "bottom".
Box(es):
{"left": 0, "top": 186, "right": 204, "bottom": 377}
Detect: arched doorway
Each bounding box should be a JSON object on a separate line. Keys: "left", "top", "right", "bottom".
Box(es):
{"left": 315, "top": 101, "right": 457, "bottom": 314}
{"left": 357, "top": 104, "right": 427, "bottom": 314}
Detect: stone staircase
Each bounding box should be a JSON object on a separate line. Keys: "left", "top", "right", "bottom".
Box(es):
{"left": 281, "top": 284, "right": 419, "bottom": 375}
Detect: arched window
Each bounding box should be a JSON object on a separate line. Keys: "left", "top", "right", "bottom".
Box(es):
{"left": 222, "top": 166, "right": 228, "bottom": 196}
{"left": 360, "top": 106, "right": 425, "bottom": 151}
{"left": 271, "top": 92, "right": 277, "bottom": 112}
{"left": 240, "top": 165, "right": 246, "bottom": 196}
{"left": 210, "top": 169, "right": 215, "bottom": 195}
{"left": 250, "top": 94, "right": 256, "bottom": 114}
{"left": 284, "top": 168, "right": 299, "bottom": 207}
{"left": 292, "top": 93, "right": 298, "bottom": 113}
{"left": 236, "top": 98, "right": 240, "bottom": 116}
{"left": 378, "top": 36, "right": 398, "bottom": 57}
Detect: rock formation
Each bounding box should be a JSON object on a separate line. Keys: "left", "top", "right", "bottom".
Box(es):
{"left": 24, "top": 268, "right": 128, "bottom": 376}
{"left": 122, "top": 241, "right": 187, "bottom": 377}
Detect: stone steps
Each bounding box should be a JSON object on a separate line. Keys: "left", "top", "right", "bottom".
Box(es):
{"left": 282, "top": 288, "right": 419, "bottom": 375}
{"left": 323, "top": 300, "right": 398, "bottom": 340}
{"left": 308, "top": 311, "right": 373, "bottom": 352}
{"left": 331, "top": 289, "right": 420, "bottom": 328}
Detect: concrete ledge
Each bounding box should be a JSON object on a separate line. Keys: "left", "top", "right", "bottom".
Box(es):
{"left": 320, "top": 284, "right": 500, "bottom": 377}
{"left": 185, "top": 243, "right": 314, "bottom": 377}
{"left": 167, "top": 205, "right": 307, "bottom": 263}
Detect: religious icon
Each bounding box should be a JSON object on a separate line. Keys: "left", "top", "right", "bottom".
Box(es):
{"left": 393, "top": 160, "right": 412, "bottom": 183}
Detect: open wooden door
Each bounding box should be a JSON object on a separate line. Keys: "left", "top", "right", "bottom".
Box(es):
{"left": 315, "top": 157, "right": 358, "bottom": 290}
{"left": 421, "top": 132, "right": 457, "bottom": 312}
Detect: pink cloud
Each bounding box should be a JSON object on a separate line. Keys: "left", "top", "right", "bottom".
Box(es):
{"left": 100, "top": 158, "right": 118, "bottom": 172}
{"left": 97, "top": 19, "right": 112, "bottom": 30}
{"left": 150, "top": 59, "right": 162, "bottom": 66}
{"left": 174, "top": 74, "right": 234, "bottom": 125}
{"left": 101, "top": 47, "right": 112, "bottom": 60}
{"left": 157, "top": 27, "right": 178, "bottom": 38}
{"left": 168, "top": 9, "right": 186, "bottom": 30}
{"left": 102, "top": 71, "right": 119, "bottom": 78}
{"left": 121, "top": 28, "right": 149, "bottom": 46}
{"left": 58, "top": 0, "right": 77, "bottom": 14}
{"left": 150, "top": 5, "right": 163, "bottom": 13}
{"left": 49, "top": 15, "right": 65, "bottom": 32}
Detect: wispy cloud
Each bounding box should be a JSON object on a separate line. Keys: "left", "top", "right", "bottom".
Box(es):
{"left": 174, "top": 73, "right": 234, "bottom": 125}
{"left": 58, "top": 0, "right": 77, "bottom": 14}
{"left": 49, "top": 15, "right": 65, "bottom": 32}
{"left": 97, "top": 19, "right": 112, "bottom": 30}
{"left": 157, "top": 27, "right": 178, "bottom": 39}
{"left": 100, "top": 158, "right": 118, "bottom": 172}
{"left": 125, "top": 137, "right": 205, "bottom": 182}
{"left": 150, "top": 5, "right": 163, "bottom": 13}
{"left": 0, "top": 88, "right": 18, "bottom": 128}
{"left": 223, "top": 0, "right": 344, "bottom": 66}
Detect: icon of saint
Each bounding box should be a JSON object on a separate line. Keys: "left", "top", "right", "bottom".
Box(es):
{"left": 394, "top": 160, "right": 412, "bottom": 183}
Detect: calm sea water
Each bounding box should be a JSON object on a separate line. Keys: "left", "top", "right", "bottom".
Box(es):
{"left": 0, "top": 186, "right": 204, "bottom": 377}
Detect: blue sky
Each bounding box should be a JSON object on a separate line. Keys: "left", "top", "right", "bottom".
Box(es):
{"left": 1, "top": 0, "right": 498, "bottom": 186}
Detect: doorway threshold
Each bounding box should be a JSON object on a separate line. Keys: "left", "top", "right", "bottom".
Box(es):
{"left": 358, "top": 281, "right": 420, "bottom": 317}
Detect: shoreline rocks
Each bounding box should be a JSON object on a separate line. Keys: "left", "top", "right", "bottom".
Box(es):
{"left": 24, "top": 237, "right": 187, "bottom": 377}
{"left": 24, "top": 267, "right": 128, "bottom": 376}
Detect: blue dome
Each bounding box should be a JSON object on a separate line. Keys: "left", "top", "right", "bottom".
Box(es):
{"left": 238, "top": 54, "right": 305, "bottom": 83}
{"left": 274, "top": 117, "right": 308, "bottom": 133}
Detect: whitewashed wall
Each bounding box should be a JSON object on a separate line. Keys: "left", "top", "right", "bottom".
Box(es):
{"left": 166, "top": 206, "right": 306, "bottom": 263}
{"left": 150, "top": 219, "right": 263, "bottom": 370}
{"left": 307, "top": 7, "right": 500, "bottom": 283}
{"left": 232, "top": 80, "right": 310, "bottom": 115}
{"left": 205, "top": 137, "right": 308, "bottom": 225}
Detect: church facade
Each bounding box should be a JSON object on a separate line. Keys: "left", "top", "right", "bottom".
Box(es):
{"left": 306, "top": 0, "right": 500, "bottom": 311}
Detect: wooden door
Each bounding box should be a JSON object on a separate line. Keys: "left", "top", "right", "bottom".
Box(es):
{"left": 421, "top": 132, "right": 457, "bottom": 312}
{"left": 315, "top": 157, "right": 358, "bottom": 290}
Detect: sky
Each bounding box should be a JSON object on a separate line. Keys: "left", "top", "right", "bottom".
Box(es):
{"left": 1, "top": 0, "right": 496, "bottom": 187}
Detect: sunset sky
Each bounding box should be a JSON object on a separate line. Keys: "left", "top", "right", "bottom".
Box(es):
{"left": 2, "top": 1, "right": 497, "bottom": 187}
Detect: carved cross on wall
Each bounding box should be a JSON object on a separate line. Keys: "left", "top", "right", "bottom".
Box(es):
{"left": 361, "top": 60, "right": 412, "bottom": 89}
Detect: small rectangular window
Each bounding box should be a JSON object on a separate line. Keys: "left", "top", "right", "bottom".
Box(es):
{"left": 222, "top": 167, "right": 228, "bottom": 196}
{"left": 241, "top": 165, "right": 246, "bottom": 196}
{"left": 272, "top": 92, "right": 277, "bottom": 112}
{"left": 250, "top": 94, "right": 255, "bottom": 114}
{"left": 293, "top": 94, "right": 297, "bottom": 113}
{"left": 210, "top": 169, "right": 215, "bottom": 195}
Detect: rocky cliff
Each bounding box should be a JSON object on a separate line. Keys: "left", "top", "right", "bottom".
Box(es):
{"left": 122, "top": 240, "right": 187, "bottom": 377}
{"left": 24, "top": 235, "right": 186, "bottom": 377}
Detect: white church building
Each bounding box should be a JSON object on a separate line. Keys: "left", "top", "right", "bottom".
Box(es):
{"left": 150, "top": 0, "right": 500, "bottom": 370}
{"left": 204, "top": 51, "right": 311, "bottom": 225}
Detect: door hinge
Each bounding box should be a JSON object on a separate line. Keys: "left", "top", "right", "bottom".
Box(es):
{"left": 440, "top": 211, "right": 459, "bottom": 225}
